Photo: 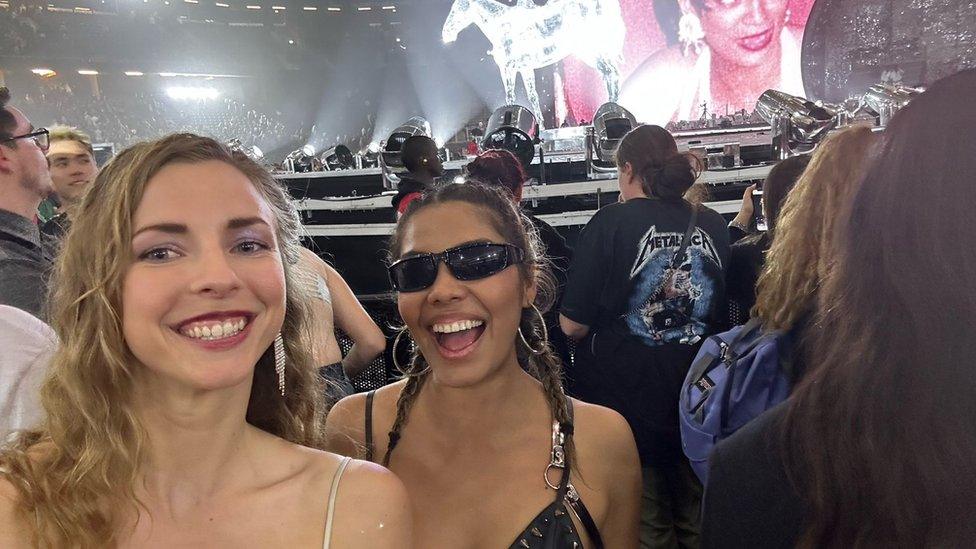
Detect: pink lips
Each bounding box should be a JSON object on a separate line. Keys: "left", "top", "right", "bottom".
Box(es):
{"left": 738, "top": 28, "right": 774, "bottom": 52}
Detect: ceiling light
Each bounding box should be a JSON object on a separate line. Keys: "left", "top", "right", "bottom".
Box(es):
{"left": 31, "top": 68, "right": 56, "bottom": 77}
{"left": 124, "top": 71, "right": 144, "bottom": 76}
{"left": 77, "top": 69, "right": 99, "bottom": 75}
{"left": 302, "top": 5, "right": 316, "bottom": 9}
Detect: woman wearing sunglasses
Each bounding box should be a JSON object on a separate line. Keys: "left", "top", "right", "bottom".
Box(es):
{"left": 326, "top": 183, "right": 641, "bottom": 548}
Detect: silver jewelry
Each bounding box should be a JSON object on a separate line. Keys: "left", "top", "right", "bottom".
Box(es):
{"left": 392, "top": 327, "right": 428, "bottom": 376}
{"left": 273, "top": 333, "right": 286, "bottom": 397}
{"left": 728, "top": 219, "right": 751, "bottom": 233}
{"left": 784, "top": 7, "right": 791, "bottom": 24}
{"left": 517, "top": 304, "right": 549, "bottom": 355}
{"left": 678, "top": 11, "right": 705, "bottom": 57}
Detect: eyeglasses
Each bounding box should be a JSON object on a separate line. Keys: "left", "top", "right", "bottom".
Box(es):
{"left": 1, "top": 128, "right": 49, "bottom": 151}
{"left": 389, "top": 242, "right": 525, "bottom": 292}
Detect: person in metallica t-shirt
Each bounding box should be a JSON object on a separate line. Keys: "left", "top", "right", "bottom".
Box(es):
{"left": 560, "top": 124, "right": 729, "bottom": 548}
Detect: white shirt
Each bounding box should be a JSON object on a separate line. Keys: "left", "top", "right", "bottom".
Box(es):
{"left": 0, "top": 305, "right": 56, "bottom": 438}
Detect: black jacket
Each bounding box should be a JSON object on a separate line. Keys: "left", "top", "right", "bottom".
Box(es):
{"left": 702, "top": 403, "right": 805, "bottom": 549}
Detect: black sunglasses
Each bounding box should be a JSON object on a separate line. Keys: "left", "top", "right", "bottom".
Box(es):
{"left": 0, "top": 128, "right": 49, "bottom": 151}
{"left": 389, "top": 242, "right": 525, "bottom": 292}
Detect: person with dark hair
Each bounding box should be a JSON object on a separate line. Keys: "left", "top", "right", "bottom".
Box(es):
{"left": 560, "top": 124, "right": 729, "bottom": 548}
{"left": 725, "top": 154, "right": 809, "bottom": 326}
{"left": 465, "top": 149, "right": 574, "bottom": 365}
{"left": 622, "top": 0, "right": 805, "bottom": 124}
{"left": 0, "top": 86, "right": 56, "bottom": 320}
{"left": 325, "top": 183, "right": 641, "bottom": 547}
{"left": 391, "top": 135, "right": 443, "bottom": 219}
{"left": 703, "top": 69, "right": 976, "bottom": 548}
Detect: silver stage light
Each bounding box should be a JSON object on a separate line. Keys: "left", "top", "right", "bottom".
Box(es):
{"left": 382, "top": 116, "right": 432, "bottom": 168}
{"left": 756, "top": 90, "right": 838, "bottom": 159}
{"left": 319, "top": 144, "right": 355, "bottom": 170}
{"left": 482, "top": 104, "right": 538, "bottom": 167}
{"left": 862, "top": 83, "right": 923, "bottom": 125}
{"left": 226, "top": 139, "right": 264, "bottom": 162}
{"left": 591, "top": 102, "right": 637, "bottom": 163}
{"left": 283, "top": 144, "right": 316, "bottom": 173}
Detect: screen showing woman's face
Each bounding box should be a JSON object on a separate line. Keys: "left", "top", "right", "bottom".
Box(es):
{"left": 698, "top": 0, "right": 790, "bottom": 68}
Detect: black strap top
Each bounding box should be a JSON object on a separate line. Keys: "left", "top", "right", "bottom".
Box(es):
{"left": 363, "top": 391, "right": 604, "bottom": 548}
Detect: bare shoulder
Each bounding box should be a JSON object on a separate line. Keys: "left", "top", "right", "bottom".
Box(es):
{"left": 0, "top": 476, "right": 31, "bottom": 547}
{"left": 330, "top": 459, "right": 413, "bottom": 547}
{"left": 570, "top": 399, "right": 640, "bottom": 477}
{"left": 323, "top": 381, "right": 406, "bottom": 457}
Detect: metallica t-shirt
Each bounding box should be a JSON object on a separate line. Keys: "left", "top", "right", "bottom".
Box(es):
{"left": 562, "top": 198, "right": 730, "bottom": 347}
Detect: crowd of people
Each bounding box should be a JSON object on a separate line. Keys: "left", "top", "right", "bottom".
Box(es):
{"left": 1, "top": 67, "right": 975, "bottom": 548}
{"left": 17, "top": 81, "right": 295, "bottom": 152}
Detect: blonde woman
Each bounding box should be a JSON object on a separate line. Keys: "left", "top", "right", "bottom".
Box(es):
{"left": 751, "top": 124, "right": 879, "bottom": 374}
{"left": 0, "top": 134, "right": 411, "bottom": 548}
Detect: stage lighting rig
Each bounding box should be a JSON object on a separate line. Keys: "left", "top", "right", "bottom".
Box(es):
{"left": 584, "top": 102, "right": 637, "bottom": 177}
{"left": 320, "top": 144, "right": 355, "bottom": 171}
{"left": 379, "top": 116, "right": 432, "bottom": 189}
{"left": 862, "top": 83, "right": 923, "bottom": 125}
{"left": 381, "top": 116, "right": 432, "bottom": 168}
{"left": 756, "top": 90, "right": 838, "bottom": 160}
{"left": 482, "top": 104, "right": 538, "bottom": 168}
{"left": 226, "top": 139, "right": 265, "bottom": 163}
{"left": 282, "top": 144, "right": 316, "bottom": 173}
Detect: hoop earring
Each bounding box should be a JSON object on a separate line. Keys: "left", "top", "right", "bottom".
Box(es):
{"left": 392, "top": 327, "right": 429, "bottom": 376}
{"left": 518, "top": 304, "right": 549, "bottom": 355}
{"left": 678, "top": 11, "right": 705, "bottom": 57}
{"left": 273, "top": 333, "right": 286, "bottom": 397}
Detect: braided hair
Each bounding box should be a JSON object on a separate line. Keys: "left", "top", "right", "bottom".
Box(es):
{"left": 384, "top": 182, "right": 574, "bottom": 467}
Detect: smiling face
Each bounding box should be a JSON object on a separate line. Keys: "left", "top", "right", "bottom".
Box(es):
{"left": 121, "top": 160, "right": 286, "bottom": 393}
{"left": 395, "top": 201, "right": 535, "bottom": 387}
{"left": 47, "top": 139, "right": 98, "bottom": 207}
{"left": 697, "top": 0, "right": 789, "bottom": 68}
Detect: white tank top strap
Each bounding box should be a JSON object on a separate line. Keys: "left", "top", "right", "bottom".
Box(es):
{"left": 322, "top": 456, "right": 353, "bottom": 549}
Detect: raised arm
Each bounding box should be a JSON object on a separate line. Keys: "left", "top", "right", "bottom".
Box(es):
{"left": 320, "top": 262, "right": 387, "bottom": 378}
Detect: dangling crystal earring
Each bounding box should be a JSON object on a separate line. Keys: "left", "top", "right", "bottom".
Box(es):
{"left": 784, "top": 7, "right": 792, "bottom": 24}
{"left": 678, "top": 11, "right": 706, "bottom": 57}
{"left": 273, "top": 333, "right": 286, "bottom": 397}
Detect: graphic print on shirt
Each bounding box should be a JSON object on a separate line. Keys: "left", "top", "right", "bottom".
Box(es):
{"left": 621, "top": 225, "right": 723, "bottom": 346}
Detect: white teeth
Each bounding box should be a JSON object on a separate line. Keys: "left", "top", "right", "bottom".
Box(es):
{"left": 432, "top": 319, "right": 484, "bottom": 334}
{"left": 181, "top": 318, "right": 248, "bottom": 341}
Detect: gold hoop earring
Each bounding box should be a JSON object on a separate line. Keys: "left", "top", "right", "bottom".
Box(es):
{"left": 392, "top": 327, "right": 428, "bottom": 376}
{"left": 517, "top": 304, "right": 549, "bottom": 355}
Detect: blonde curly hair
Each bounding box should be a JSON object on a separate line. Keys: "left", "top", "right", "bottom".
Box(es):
{"left": 753, "top": 125, "right": 879, "bottom": 330}
{"left": 0, "top": 134, "right": 326, "bottom": 548}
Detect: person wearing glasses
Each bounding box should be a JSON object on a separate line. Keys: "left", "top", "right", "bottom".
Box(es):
{"left": 41, "top": 125, "right": 100, "bottom": 240}
{"left": 325, "top": 183, "right": 641, "bottom": 548}
{"left": 0, "top": 86, "right": 55, "bottom": 320}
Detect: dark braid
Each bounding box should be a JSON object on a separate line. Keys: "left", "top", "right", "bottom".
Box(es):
{"left": 520, "top": 309, "right": 578, "bottom": 469}
{"left": 382, "top": 351, "right": 429, "bottom": 466}
{"left": 386, "top": 182, "right": 577, "bottom": 468}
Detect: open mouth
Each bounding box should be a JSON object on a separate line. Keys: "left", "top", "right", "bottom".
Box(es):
{"left": 430, "top": 319, "right": 486, "bottom": 359}
{"left": 738, "top": 28, "right": 774, "bottom": 52}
